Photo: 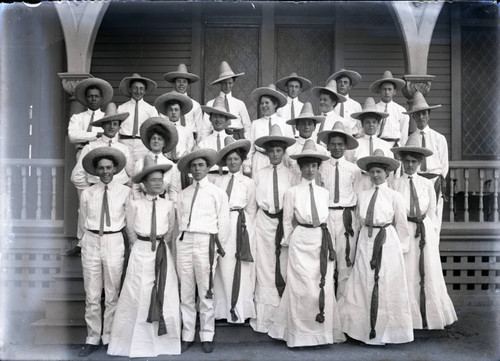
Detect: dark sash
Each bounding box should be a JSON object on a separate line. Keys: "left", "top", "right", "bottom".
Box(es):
{"left": 206, "top": 233, "right": 225, "bottom": 299}
{"left": 408, "top": 214, "right": 428, "bottom": 328}
{"left": 263, "top": 209, "right": 286, "bottom": 297}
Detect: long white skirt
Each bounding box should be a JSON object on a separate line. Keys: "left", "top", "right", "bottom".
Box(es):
{"left": 107, "top": 240, "right": 181, "bottom": 357}
{"left": 405, "top": 217, "right": 457, "bottom": 329}
{"left": 214, "top": 209, "right": 256, "bottom": 323}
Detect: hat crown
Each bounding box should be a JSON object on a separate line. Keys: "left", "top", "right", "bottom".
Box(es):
{"left": 361, "top": 97, "right": 378, "bottom": 112}
{"left": 288, "top": 72, "right": 298, "bottom": 78}
{"left": 176, "top": 63, "right": 189, "bottom": 73}
{"left": 130, "top": 73, "right": 141, "bottom": 78}
{"left": 212, "top": 96, "right": 226, "bottom": 109}
{"left": 103, "top": 102, "right": 119, "bottom": 117}
{"left": 142, "top": 155, "right": 157, "bottom": 169}
{"left": 411, "top": 91, "right": 430, "bottom": 109}
{"left": 267, "top": 83, "right": 278, "bottom": 91}
{"left": 332, "top": 121, "right": 347, "bottom": 133}
{"left": 269, "top": 124, "right": 284, "bottom": 137}
{"left": 381, "top": 70, "right": 394, "bottom": 79}
{"left": 298, "top": 102, "right": 315, "bottom": 118}
{"left": 224, "top": 137, "right": 236, "bottom": 147}
{"left": 373, "top": 148, "right": 385, "bottom": 157}
{"left": 325, "top": 78, "right": 339, "bottom": 91}
{"left": 218, "top": 61, "right": 236, "bottom": 77}
{"left": 404, "top": 136, "right": 422, "bottom": 148}
{"left": 302, "top": 139, "right": 318, "bottom": 153}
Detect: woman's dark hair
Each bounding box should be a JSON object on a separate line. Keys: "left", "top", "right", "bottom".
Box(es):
{"left": 222, "top": 148, "right": 247, "bottom": 165}
{"left": 260, "top": 95, "right": 279, "bottom": 107}
{"left": 366, "top": 162, "right": 388, "bottom": 171}
{"left": 146, "top": 124, "right": 169, "bottom": 144}
{"left": 297, "top": 157, "right": 322, "bottom": 169}
{"left": 399, "top": 151, "right": 424, "bottom": 162}
{"left": 319, "top": 90, "right": 338, "bottom": 105}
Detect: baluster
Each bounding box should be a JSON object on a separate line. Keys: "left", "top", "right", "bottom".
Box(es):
{"left": 449, "top": 168, "right": 455, "bottom": 222}
{"left": 494, "top": 169, "right": 499, "bottom": 222}
{"left": 478, "top": 169, "right": 484, "bottom": 222}
{"left": 51, "top": 167, "right": 57, "bottom": 220}
{"left": 464, "top": 169, "right": 469, "bottom": 222}
{"left": 21, "top": 166, "right": 27, "bottom": 220}
{"left": 36, "top": 167, "right": 42, "bottom": 220}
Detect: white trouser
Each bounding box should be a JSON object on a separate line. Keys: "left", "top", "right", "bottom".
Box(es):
{"left": 176, "top": 232, "right": 217, "bottom": 342}
{"left": 81, "top": 230, "right": 125, "bottom": 345}
{"left": 119, "top": 138, "right": 149, "bottom": 176}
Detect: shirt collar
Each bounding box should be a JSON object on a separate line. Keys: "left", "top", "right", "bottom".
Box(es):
{"left": 101, "top": 134, "right": 118, "bottom": 143}
{"left": 330, "top": 156, "right": 344, "bottom": 164}
{"left": 419, "top": 126, "right": 430, "bottom": 133}
{"left": 300, "top": 177, "right": 314, "bottom": 186}
{"left": 287, "top": 96, "right": 298, "bottom": 102}
{"left": 194, "top": 177, "right": 210, "bottom": 188}
{"left": 229, "top": 170, "right": 242, "bottom": 177}
{"left": 373, "top": 181, "right": 388, "bottom": 189}
{"left": 219, "top": 91, "right": 232, "bottom": 99}
{"left": 144, "top": 193, "right": 159, "bottom": 201}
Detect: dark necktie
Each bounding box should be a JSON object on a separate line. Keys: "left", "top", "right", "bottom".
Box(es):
{"left": 224, "top": 94, "right": 230, "bottom": 112}
{"left": 180, "top": 113, "right": 186, "bottom": 127}
{"left": 108, "top": 139, "right": 112, "bottom": 147}
{"left": 409, "top": 176, "right": 421, "bottom": 218}
{"left": 366, "top": 186, "right": 379, "bottom": 237}
{"left": 273, "top": 165, "right": 279, "bottom": 212}
{"left": 378, "top": 103, "right": 388, "bottom": 137}
{"left": 87, "top": 111, "right": 95, "bottom": 132}
{"left": 291, "top": 100, "right": 296, "bottom": 135}
{"left": 150, "top": 197, "right": 157, "bottom": 251}
{"left": 99, "top": 185, "right": 111, "bottom": 236}
{"left": 226, "top": 174, "right": 234, "bottom": 200}
{"left": 369, "top": 136, "right": 373, "bottom": 155}
{"left": 187, "top": 182, "right": 200, "bottom": 228}
{"left": 268, "top": 117, "right": 272, "bottom": 134}
{"left": 420, "top": 131, "right": 427, "bottom": 172}
{"left": 132, "top": 100, "right": 139, "bottom": 137}
{"left": 310, "top": 183, "right": 320, "bottom": 227}
{"left": 340, "top": 102, "right": 345, "bottom": 118}
{"left": 334, "top": 161, "right": 340, "bottom": 203}
{"left": 217, "top": 133, "right": 223, "bottom": 175}
{"left": 154, "top": 155, "right": 158, "bottom": 164}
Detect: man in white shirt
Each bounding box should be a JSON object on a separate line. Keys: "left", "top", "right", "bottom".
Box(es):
{"left": 163, "top": 64, "right": 204, "bottom": 141}
{"left": 405, "top": 91, "right": 448, "bottom": 232}
{"left": 68, "top": 78, "right": 113, "bottom": 160}
{"left": 327, "top": 69, "right": 363, "bottom": 137}
{"left": 369, "top": 70, "right": 410, "bottom": 147}
{"left": 118, "top": 73, "right": 158, "bottom": 173}
{"left": 77, "top": 147, "right": 131, "bottom": 357}
{"left": 203, "top": 61, "right": 251, "bottom": 140}
{"left": 176, "top": 148, "right": 231, "bottom": 353}
{"left": 276, "top": 72, "right": 312, "bottom": 137}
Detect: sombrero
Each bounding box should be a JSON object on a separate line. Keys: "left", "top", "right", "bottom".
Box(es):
{"left": 317, "top": 121, "right": 359, "bottom": 150}
{"left": 286, "top": 102, "right": 324, "bottom": 125}
{"left": 119, "top": 73, "right": 157, "bottom": 96}
{"left": 350, "top": 97, "right": 388, "bottom": 121}
{"left": 391, "top": 135, "right": 433, "bottom": 157}
{"left": 139, "top": 117, "right": 179, "bottom": 153}
{"left": 251, "top": 84, "right": 287, "bottom": 109}
{"left": 82, "top": 147, "right": 126, "bottom": 176}
{"left": 369, "top": 70, "right": 406, "bottom": 94}
{"left": 276, "top": 72, "right": 312, "bottom": 92}
{"left": 132, "top": 155, "right": 173, "bottom": 184}
{"left": 327, "top": 69, "right": 362, "bottom": 88}
{"left": 91, "top": 102, "right": 129, "bottom": 127}
{"left": 74, "top": 77, "right": 113, "bottom": 106}
{"left": 216, "top": 138, "right": 251, "bottom": 166}
{"left": 163, "top": 63, "right": 200, "bottom": 83}
{"left": 311, "top": 79, "right": 347, "bottom": 103}
{"left": 211, "top": 61, "right": 245, "bottom": 85}
{"left": 154, "top": 91, "right": 193, "bottom": 116}
{"left": 177, "top": 147, "right": 219, "bottom": 174}
{"left": 357, "top": 148, "right": 400, "bottom": 172}
{"left": 201, "top": 96, "right": 237, "bottom": 119}
{"left": 403, "top": 91, "right": 442, "bottom": 115}
{"left": 289, "top": 139, "right": 329, "bottom": 161}
{"left": 254, "top": 124, "right": 296, "bottom": 148}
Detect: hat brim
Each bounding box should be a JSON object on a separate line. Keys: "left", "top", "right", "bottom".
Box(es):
{"left": 163, "top": 72, "right": 200, "bottom": 83}
{"left": 119, "top": 76, "right": 157, "bottom": 96}
{"left": 356, "top": 155, "right": 400, "bottom": 173}
{"left": 311, "top": 86, "right": 347, "bottom": 103}
{"left": 75, "top": 78, "right": 114, "bottom": 106}
{"left": 216, "top": 140, "right": 251, "bottom": 166}
{"left": 201, "top": 105, "right": 237, "bottom": 120}
{"left": 154, "top": 92, "right": 194, "bottom": 116}
{"left": 290, "top": 151, "right": 329, "bottom": 161}
{"left": 177, "top": 149, "right": 219, "bottom": 174}
{"left": 211, "top": 72, "right": 245, "bottom": 85}
{"left": 404, "top": 104, "right": 442, "bottom": 115}
{"left": 251, "top": 87, "right": 287, "bottom": 109}
{"left": 317, "top": 130, "right": 359, "bottom": 150}
{"left": 350, "top": 110, "right": 389, "bottom": 121}
{"left": 391, "top": 146, "right": 433, "bottom": 157}
{"left": 369, "top": 78, "right": 406, "bottom": 94}
{"left": 254, "top": 135, "right": 296, "bottom": 149}
{"left": 91, "top": 112, "right": 130, "bottom": 127}
{"left": 276, "top": 75, "right": 312, "bottom": 92}
{"left": 327, "top": 70, "right": 362, "bottom": 88}
{"left": 82, "top": 147, "right": 127, "bottom": 176}
{"left": 286, "top": 115, "right": 324, "bottom": 125}
{"left": 132, "top": 163, "right": 173, "bottom": 184}
{"left": 139, "top": 117, "right": 179, "bottom": 153}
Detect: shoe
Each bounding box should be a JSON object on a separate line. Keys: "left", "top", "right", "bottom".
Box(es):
{"left": 78, "top": 344, "right": 99, "bottom": 357}
{"left": 201, "top": 341, "right": 214, "bottom": 353}
{"left": 181, "top": 341, "right": 194, "bottom": 352}
{"left": 65, "top": 246, "right": 81, "bottom": 257}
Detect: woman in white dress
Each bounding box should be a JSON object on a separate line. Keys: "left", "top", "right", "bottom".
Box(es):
{"left": 108, "top": 157, "right": 181, "bottom": 357}
{"left": 338, "top": 149, "right": 413, "bottom": 345}
{"left": 268, "top": 140, "right": 345, "bottom": 347}
{"left": 213, "top": 138, "right": 257, "bottom": 323}
{"left": 391, "top": 141, "right": 457, "bottom": 329}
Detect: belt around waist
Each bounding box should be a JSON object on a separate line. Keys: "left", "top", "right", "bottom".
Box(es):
{"left": 230, "top": 207, "right": 244, "bottom": 212}
{"left": 119, "top": 134, "right": 139, "bottom": 139}
{"left": 364, "top": 222, "right": 392, "bottom": 229}
{"left": 329, "top": 205, "right": 355, "bottom": 210}
{"left": 88, "top": 229, "right": 122, "bottom": 235}
{"left": 381, "top": 137, "right": 400, "bottom": 142}
{"left": 137, "top": 234, "right": 165, "bottom": 241}
{"left": 297, "top": 222, "right": 324, "bottom": 229}
{"left": 262, "top": 209, "right": 282, "bottom": 219}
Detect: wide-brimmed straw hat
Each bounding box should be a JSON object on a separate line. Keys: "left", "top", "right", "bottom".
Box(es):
{"left": 251, "top": 84, "right": 287, "bottom": 109}
{"left": 119, "top": 73, "right": 157, "bottom": 96}
{"left": 286, "top": 102, "right": 324, "bottom": 125}
{"left": 74, "top": 77, "right": 114, "bottom": 106}
{"left": 327, "top": 69, "right": 362, "bottom": 88}
{"left": 216, "top": 138, "right": 251, "bottom": 166}
{"left": 311, "top": 79, "right": 347, "bottom": 103}
{"left": 369, "top": 70, "right": 406, "bottom": 94}
{"left": 211, "top": 61, "right": 245, "bottom": 85}
{"left": 317, "top": 121, "right": 359, "bottom": 150}
{"left": 82, "top": 147, "right": 127, "bottom": 176}
{"left": 404, "top": 91, "right": 442, "bottom": 115}
{"left": 350, "top": 97, "right": 389, "bottom": 121}
{"left": 177, "top": 147, "right": 219, "bottom": 174}
{"left": 276, "top": 72, "right": 312, "bottom": 92}
{"left": 391, "top": 135, "right": 433, "bottom": 158}
{"left": 201, "top": 96, "right": 237, "bottom": 119}
{"left": 154, "top": 91, "right": 193, "bottom": 116}
{"left": 254, "top": 124, "right": 296, "bottom": 148}
{"left": 290, "top": 139, "right": 329, "bottom": 161}
{"left": 163, "top": 63, "right": 200, "bottom": 84}
{"left": 139, "top": 117, "right": 179, "bottom": 153}
{"left": 357, "top": 148, "right": 400, "bottom": 172}
{"left": 132, "top": 155, "right": 173, "bottom": 183}
{"left": 91, "top": 103, "right": 129, "bottom": 127}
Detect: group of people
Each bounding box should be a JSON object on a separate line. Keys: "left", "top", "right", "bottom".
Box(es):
{"left": 67, "top": 61, "right": 457, "bottom": 357}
